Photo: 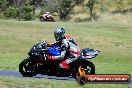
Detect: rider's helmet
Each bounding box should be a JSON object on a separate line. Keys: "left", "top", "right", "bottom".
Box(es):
{"left": 54, "top": 28, "right": 65, "bottom": 41}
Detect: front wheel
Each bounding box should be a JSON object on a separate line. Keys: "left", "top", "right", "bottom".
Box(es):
{"left": 50, "top": 17, "right": 55, "bottom": 22}
{"left": 73, "top": 60, "right": 95, "bottom": 76}
{"left": 19, "top": 57, "right": 36, "bottom": 77}
{"left": 73, "top": 60, "right": 95, "bottom": 84}
{"left": 82, "top": 60, "right": 95, "bottom": 75}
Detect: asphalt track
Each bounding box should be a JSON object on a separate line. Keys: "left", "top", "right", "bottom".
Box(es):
{"left": 0, "top": 70, "right": 75, "bottom": 80}
{"left": 0, "top": 70, "right": 131, "bottom": 85}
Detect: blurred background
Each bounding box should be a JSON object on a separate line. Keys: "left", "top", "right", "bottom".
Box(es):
{"left": 0, "top": 0, "right": 132, "bottom": 23}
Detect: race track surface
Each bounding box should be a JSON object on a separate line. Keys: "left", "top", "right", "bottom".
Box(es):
{"left": 0, "top": 70, "right": 75, "bottom": 80}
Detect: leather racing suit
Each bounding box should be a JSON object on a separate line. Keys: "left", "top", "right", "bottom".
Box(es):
{"left": 47, "top": 35, "right": 80, "bottom": 70}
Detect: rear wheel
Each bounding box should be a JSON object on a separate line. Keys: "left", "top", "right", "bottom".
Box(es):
{"left": 19, "top": 57, "right": 37, "bottom": 77}
{"left": 40, "top": 17, "right": 44, "bottom": 22}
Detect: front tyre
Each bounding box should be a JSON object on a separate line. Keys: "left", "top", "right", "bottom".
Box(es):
{"left": 50, "top": 17, "right": 55, "bottom": 22}
{"left": 76, "top": 75, "right": 87, "bottom": 85}
{"left": 84, "top": 60, "right": 95, "bottom": 74}
{"left": 79, "top": 60, "right": 95, "bottom": 75}
{"left": 19, "top": 57, "right": 36, "bottom": 77}
{"left": 76, "top": 60, "right": 95, "bottom": 84}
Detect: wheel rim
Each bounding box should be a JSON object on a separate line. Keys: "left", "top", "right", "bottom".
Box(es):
{"left": 23, "top": 62, "right": 34, "bottom": 73}
{"left": 20, "top": 60, "right": 35, "bottom": 76}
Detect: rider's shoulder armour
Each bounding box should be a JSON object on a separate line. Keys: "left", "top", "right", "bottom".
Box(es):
{"left": 61, "top": 39, "right": 70, "bottom": 51}
{"left": 66, "top": 35, "right": 77, "bottom": 46}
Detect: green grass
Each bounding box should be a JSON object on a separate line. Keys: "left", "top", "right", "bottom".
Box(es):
{"left": 0, "top": 19, "right": 132, "bottom": 88}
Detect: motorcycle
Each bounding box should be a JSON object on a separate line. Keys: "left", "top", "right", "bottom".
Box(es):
{"left": 19, "top": 41, "right": 100, "bottom": 79}
{"left": 39, "top": 15, "right": 55, "bottom": 22}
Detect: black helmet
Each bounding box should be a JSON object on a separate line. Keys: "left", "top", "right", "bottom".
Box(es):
{"left": 54, "top": 28, "right": 65, "bottom": 41}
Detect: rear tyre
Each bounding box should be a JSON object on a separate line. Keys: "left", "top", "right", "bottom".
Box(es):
{"left": 40, "top": 17, "right": 44, "bottom": 22}
{"left": 19, "top": 57, "right": 36, "bottom": 77}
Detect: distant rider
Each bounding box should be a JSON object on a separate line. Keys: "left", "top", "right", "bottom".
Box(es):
{"left": 47, "top": 28, "right": 81, "bottom": 70}
{"left": 43, "top": 12, "right": 51, "bottom": 19}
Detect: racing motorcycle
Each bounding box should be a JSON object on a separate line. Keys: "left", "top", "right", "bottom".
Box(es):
{"left": 39, "top": 15, "right": 54, "bottom": 22}
{"left": 19, "top": 41, "right": 100, "bottom": 79}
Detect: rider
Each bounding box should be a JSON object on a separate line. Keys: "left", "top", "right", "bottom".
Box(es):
{"left": 43, "top": 12, "right": 51, "bottom": 19}
{"left": 47, "top": 28, "right": 80, "bottom": 70}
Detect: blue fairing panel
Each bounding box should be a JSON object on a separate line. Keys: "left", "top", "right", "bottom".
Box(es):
{"left": 48, "top": 46, "right": 61, "bottom": 56}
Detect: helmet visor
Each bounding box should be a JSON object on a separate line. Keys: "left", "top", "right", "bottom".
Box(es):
{"left": 54, "top": 33, "right": 62, "bottom": 41}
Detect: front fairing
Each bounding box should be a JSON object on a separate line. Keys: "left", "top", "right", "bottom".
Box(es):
{"left": 79, "top": 48, "right": 100, "bottom": 59}
{"left": 28, "top": 41, "right": 47, "bottom": 56}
